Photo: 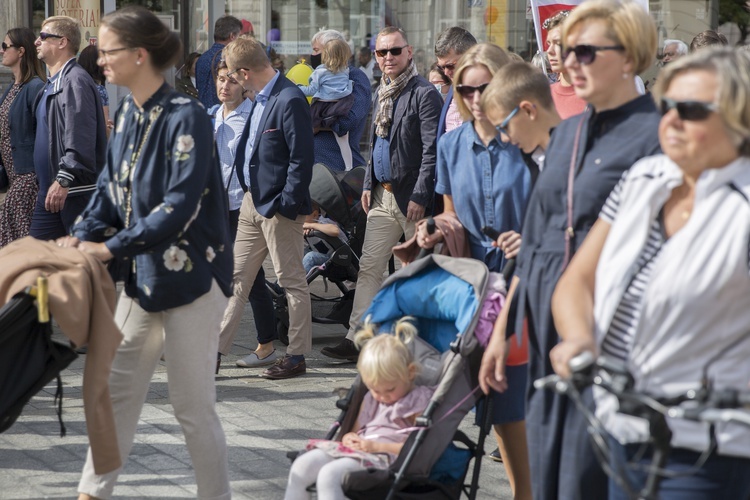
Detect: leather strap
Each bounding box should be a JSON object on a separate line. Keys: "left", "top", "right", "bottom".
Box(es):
{"left": 562, "top": 112, "right": 588, "bottom": 271}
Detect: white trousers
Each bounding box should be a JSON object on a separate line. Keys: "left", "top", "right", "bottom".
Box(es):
{"left": 284, "top": 449, "right": 365, "bottom": 500}
{"left": 78, "top": 280, "right": 231, "bottom": 500}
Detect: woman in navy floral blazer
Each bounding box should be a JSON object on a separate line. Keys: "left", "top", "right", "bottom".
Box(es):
{"left": 58, "top": 7, "right": 234, "bottom": 500}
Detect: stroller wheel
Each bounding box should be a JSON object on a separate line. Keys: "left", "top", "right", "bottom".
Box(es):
{"left": 277, "top": 319, "right": 289, "bottom": 346}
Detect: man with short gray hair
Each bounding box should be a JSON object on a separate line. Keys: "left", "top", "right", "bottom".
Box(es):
{"left": 662, "top": 39, "right": 688, "bottom": 65}
{"left": 196, "top": 15, "right": 242, "bottom": 107}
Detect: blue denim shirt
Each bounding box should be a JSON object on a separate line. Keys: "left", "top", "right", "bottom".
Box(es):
{"left": 436, "top": 121, "right": 530, "bottom": 271}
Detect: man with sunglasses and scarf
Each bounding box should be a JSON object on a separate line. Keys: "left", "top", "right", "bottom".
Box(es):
{"left": 30, "top": 16, "right": 106, "bottom": 241}
{"left": 322, "top": 26, "right": 442, "bottom": 362}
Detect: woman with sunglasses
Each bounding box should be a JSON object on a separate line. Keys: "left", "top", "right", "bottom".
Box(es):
{"left": 478, "top": 1, "right": 661, "bottom": 499}
{"left": 551, "top": 47, "right": 750, "bottom": 499}
{"left": 0, "top": 28, "right": 45, "bottom": 247}
{"left": 418, "top": 42, "right": 533, "bottom": 500}
{"left": 58, "top": 6, "right": 233, "bottom": 500}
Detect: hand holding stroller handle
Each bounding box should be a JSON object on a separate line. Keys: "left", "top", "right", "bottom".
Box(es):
{"left": 416, "top": 217, "right": 437, "bottom": 260}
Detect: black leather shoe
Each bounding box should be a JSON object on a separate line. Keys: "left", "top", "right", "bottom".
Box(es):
{"left": 261, "top": 355, "right": 306, "bottom": 379}
{"left": 489, "top": 447, "right": 503, "bottom": 462}
{"left": 320, "top": 338, "right": 359, "bottom": 362}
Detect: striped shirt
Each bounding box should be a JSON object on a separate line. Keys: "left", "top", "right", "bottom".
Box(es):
{"left": 599, "top": 178, "right": 665, "bottom": 362}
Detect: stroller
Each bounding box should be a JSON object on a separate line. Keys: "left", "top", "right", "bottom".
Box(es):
{"left": 290, "top": 254, "right": 500, "bottom": 499}
{"left": 0, "top": 276, "right": 78, "bottom": 435}
{"left": 267, "top": 163, "right": 367, "bottom": 344}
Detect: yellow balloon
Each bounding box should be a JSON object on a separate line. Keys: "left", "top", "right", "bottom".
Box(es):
{"left": 286, "top": 62, "right": 314, "bottom": 104}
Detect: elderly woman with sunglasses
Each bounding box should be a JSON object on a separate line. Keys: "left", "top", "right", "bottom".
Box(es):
{"left": 550, "top": 47, "right": 750, "bottom": 500}
{"left": 417, "top": 42, "right": 533, "bottom": 500}
{"left": 478, "top": 1, "right": 661, "bottom": 499}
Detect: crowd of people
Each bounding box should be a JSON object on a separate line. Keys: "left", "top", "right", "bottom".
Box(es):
{"left": 1, "top": 0, "right": 750, "bottom": 498}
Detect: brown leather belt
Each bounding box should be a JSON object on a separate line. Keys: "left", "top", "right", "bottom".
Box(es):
{"left": 380, "top": 182, "right": 393, "bottom": 193}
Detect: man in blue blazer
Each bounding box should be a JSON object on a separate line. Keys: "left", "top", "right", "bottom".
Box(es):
{"left": 219, "top": 37, "right": 314, "bottom": 379}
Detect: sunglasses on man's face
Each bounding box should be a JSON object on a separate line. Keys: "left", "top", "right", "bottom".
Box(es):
{"left": 39, "top": 32, "right": 64, "bottom": 41}
{"left": 562, "top": 44, "right": 625, "bottom": 65}
{"left": 660, "top": 97, "right": 717, "bottom": 121}
{"left": 437, "top": 62, "right": 457, "bottom": 72}
{"left": 456, "top": 82, "right": 490, "bottom": 98}
{"left": 374, "top": 46, "right": 406, "bottom": 58}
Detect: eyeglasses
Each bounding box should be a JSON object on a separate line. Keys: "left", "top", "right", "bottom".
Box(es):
{"left": 1, "top": 42, "right": 16, "bottom": 51}
{"left": 562, "top": 44, "right": 625, "bottom": 65}
{"left": 456, "top": 82, "right": 490, "bottom": 98}
{"left": 97, "top": 47, "right": 131, "bottom": 59}
{"left": 660, "top": 97, "right": 717, "bottom": 121}
{"left": 226, "top": 68, "right": 248, "bottom": 79}
{"left": 374, "top": 46, "right": 406, "bottom": 58}
{"left": 495, "top": 106, "right": 520, "bottom": 137}
{"left": 39, "top": 32, "right": 64, "bottom": 41}
{"left": 436, "top": 62, "right": 457, "bottom": 72}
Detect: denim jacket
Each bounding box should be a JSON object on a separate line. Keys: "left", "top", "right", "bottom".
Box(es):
{"left": 0, "top": 77, "right": 45, "bottom": 174}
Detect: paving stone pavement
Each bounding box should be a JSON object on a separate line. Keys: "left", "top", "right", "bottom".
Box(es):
{"left": 0, "top": 271, "right": 512, "bottom": 499}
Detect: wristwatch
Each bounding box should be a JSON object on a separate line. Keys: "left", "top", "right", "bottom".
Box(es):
{"left": 56, "top": 176, "right": 72, "bottom": 188}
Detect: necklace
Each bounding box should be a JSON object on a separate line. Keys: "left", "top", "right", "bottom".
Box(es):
{"left": 124, "top": 105, "right": 161, "bottom": 228}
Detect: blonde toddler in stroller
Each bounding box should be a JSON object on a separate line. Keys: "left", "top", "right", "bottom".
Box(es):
{"left": 284, "top": 317, "right": 434, "bottom": 499}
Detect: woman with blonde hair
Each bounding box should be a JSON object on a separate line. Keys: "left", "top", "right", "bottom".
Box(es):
{"left": 479, "top": 1, "right": 662, "bottom": 498}
{"left": 417, "top": 42, "right": 532, "bottom": 500}
{"left": 552, "top": 47, "right": 750, "bottom": 499}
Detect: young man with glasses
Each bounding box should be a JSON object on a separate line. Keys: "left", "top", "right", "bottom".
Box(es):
{"left": 30, "top": 16, "right": 106, "bottom": 241}
{"left": 322, "top": 26, "right": 442, "bottom": 362}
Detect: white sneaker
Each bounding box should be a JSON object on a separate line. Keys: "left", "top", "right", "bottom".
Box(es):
{"left": 236, "top": 350, "right": 279, "bottom": 368}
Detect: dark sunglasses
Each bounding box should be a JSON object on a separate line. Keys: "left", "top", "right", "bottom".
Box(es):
{"left": 374, "top": 46, "right": 406, "bottom": 58}
{"left": 660, "top": 97, "right": 717, "bottom": 121}
{"left": 562, "top": 44, "right": 625, "bottom": 65}
{"left": 39, "top": 32, "right": 64, "bottom": 41}
{"left": 456, "top": 82, "right": 490, "bottom": 98}
{"left": 495, "top": 106, "right": 520, "bottom": 137}
{"left": 437, "top": 62, "right": 456, "bottom": 72}
{"left": 1, "top": 42, "right": 16, "bottom": 51}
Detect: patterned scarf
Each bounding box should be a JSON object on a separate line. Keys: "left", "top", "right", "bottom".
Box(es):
{"left": 374, "top": 60, "right": 419, "bottom": 138}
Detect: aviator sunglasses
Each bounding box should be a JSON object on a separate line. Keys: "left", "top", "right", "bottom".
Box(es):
{"left": 456, "top": 82, "right": 490, "bottom": 98}
{"left": 562, "top": 44, "right": 625, "bottom": 65}
{"left": 660, "top": 97, "right": 717, "bottom": 121}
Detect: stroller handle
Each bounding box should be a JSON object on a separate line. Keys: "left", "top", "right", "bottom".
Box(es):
{"left": 416, "top": 217, "right": 436, "bottom": 260}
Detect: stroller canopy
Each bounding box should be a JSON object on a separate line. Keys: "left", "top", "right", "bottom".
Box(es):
{"left": 309, "top": 163, "right": 365, "bottom": 231}
{"left": 364, "top": 255, "right": 488, "bottom": 355}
